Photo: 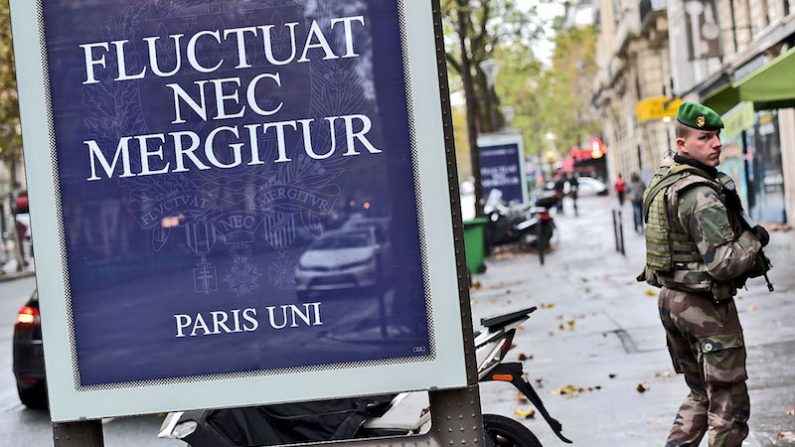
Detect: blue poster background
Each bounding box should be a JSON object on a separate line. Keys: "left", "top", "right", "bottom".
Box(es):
{"left": 478, "top": 143, "right": 524, "bottom": 204}
{"left": 42, "top": 0, "right": 431, "bottom": 386}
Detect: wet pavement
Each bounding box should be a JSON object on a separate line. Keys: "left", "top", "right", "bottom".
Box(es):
{"left": 471, "top": 194, "right": 795, "bottom": 446}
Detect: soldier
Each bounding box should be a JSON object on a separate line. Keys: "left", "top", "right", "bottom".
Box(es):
{"left": 639, "top": 102, "right": 772, "bottom": 446}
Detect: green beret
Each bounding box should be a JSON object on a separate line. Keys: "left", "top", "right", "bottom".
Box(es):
{"left": 676, "top": 102, "right": 724, "bottom": 130}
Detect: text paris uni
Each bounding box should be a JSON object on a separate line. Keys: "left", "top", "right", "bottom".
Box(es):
{"left": 174, "top": 302, "right": 324, "bottom": 338}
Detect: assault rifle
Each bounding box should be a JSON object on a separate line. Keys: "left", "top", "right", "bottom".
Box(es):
{"left": 722, "top": 178, "right": 774, "bottom": 292}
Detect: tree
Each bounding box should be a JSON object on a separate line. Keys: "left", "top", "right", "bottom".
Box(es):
{"left": 543, "top": 24, "right": 601, "bottom": 153}
{"left": 442, "top": 0, "right": 544, "bottom": 214}
{"left": 0, "top": 0, "right": 26, "bottom": 271}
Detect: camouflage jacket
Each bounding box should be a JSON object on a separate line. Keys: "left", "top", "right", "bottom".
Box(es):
{"left": 645, "top": 162, "right": 762, "bottom": 300}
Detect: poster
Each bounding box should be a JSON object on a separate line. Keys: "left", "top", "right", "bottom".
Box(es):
{"left": 12, "top": 0, "right": 468, "bottom": 421}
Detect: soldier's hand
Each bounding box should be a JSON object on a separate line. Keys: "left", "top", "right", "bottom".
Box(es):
{"left": 753, "top": 225, "right": 770, "bottom": 247}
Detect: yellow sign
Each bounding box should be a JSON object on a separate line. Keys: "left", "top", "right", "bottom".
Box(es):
{"left": 635, "top": 97, "right": 682, "bottom": 123}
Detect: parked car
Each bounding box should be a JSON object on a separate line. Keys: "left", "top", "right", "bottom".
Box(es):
{"left": 295, "top": 228, "right": 390, "bottom": 300}
{"left": 12, "top": 290, "right": 48, "bottom": 409}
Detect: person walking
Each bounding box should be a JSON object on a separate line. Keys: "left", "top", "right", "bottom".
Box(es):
{"left": 629, "top": 172, "right": 645, "bottom": 232}
{"left": 639, "top": 102, "right": 772, "bottom": 447}
{"left": 568, "top": 173, "right": 579, "bottom": 217}
{"left": 613, "top": 173, "right": 626, "bottom": 206}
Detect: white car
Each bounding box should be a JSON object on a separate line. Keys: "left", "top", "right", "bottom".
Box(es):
{"left": 545, "top": 176, "right": 608, "bottom": 197}
{"left": 295, "top": 228, "right": 388, "bottom": 300}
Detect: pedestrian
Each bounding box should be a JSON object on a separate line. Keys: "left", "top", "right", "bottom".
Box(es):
{"left": 553, "top": 173, "right": 566, "bottom": 214}
{"left": 613, "top": 173, "right": 626, "bottom": 206}
{"left": 628, "top": 172, "right": 645, "bottom": 232}
{"left": 567, "top": 173, "right": 579, "bottom": 216}
{"left": 638, "top": 102, "right": 772, "bottom": 447}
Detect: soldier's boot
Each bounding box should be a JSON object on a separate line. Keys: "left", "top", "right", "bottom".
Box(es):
{"left": 665, "top": 392, "right": 708, "bottom": 447}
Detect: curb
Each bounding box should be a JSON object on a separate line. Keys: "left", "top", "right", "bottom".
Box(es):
{"left": 0, "top": 271, "right": 36, "bottom": 283}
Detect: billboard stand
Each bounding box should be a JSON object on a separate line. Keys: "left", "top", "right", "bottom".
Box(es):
{"left": 52, "top": 387, "right": 486, "bottom": 447}
{"left": 53, "top": 421, "right": 103, "bottom": 447}
{"left": 13, "top": 0, "right": 485, "bottom": 443}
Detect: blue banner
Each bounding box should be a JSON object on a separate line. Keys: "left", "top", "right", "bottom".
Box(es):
{"left": 478, "top": 142, "right": 525, "bottom": 204}
{"left": 42, "top": 0, "right": 431, "bottom": 386}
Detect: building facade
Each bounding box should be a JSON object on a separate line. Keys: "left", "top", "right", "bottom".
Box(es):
{"left": 593, "top": 0, "right": 672, "bottom": 186}
{"left": 594, "top": 0, "right": 795, "bottom": 224}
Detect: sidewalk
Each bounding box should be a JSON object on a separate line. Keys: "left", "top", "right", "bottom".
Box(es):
{"left": 470, "top": 194, "right": 795, "bottom": 446}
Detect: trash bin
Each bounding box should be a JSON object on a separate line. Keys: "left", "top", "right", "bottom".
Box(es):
{"left": 463, "top": 217, "right": 488, "bottom": 275}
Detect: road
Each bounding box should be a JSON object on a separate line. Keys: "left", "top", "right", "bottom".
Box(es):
{"left": 0, "top": 276, "right": 181, "bottom": 447}
{"left": 1, "top": 195, "right": 793, "bottom": 446}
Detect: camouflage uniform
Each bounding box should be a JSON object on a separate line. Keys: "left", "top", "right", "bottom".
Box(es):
{"left": 652, "top": 165, "right": 761, "bottom": 446}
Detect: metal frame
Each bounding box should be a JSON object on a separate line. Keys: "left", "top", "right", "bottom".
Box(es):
{"left": 11, "top": 0, "right": 482, "bottom": 443}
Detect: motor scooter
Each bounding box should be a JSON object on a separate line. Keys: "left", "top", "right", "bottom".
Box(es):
{"left": 483, "top": 191, "right": 558, "bottom": 264}
{"left": 159, "top": 307, "right": 572, "bottom": 446}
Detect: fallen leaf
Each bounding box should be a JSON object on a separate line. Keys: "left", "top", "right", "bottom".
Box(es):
{"left": 778, "top": 431, "right": 795, "bottom": 442}
{"left": 609, "top": 374, "right": 617, "bottom": 379}
{"left": 567, "top": 320, "right": 577, "bottom": 329}
{"left": 595, "top": 385, "right": 602, "bottom": 390}
{"left": 518, "top": 353, "right": 533, "bottom": 361}
{"left": 550, "top": 385, "right": 579, "bottom": 396}
{"left": 471, "top": 281, "right": 482, "bottom": 290}
{"left": 516, "top": 392, "right": 528, "bottom": 403}
{"left": 558, "top": 324, "right": 565, "bottom": 331}
{"left": 514, "top": 408, "right": 536, "bottom": 419}
{"left": 636, "top": 384, "right": 648, "bottom": 393}
{"left": 540, "top": 303, "right": 556, "bottom": 309}
{"left": 645, "top": 290, "right": 656, "bottom": 297}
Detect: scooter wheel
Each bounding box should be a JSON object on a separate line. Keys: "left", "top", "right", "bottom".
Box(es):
{"left": 483, "top": 414, "right": 542, "bottom": 447}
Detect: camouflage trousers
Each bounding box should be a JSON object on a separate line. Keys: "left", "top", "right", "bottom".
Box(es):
{"left": 658, "top": 288, "right": 750, "bottom": 447}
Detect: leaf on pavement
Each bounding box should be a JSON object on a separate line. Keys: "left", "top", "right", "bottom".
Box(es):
{"left": 518, "top": 353, "right": 533, "bottom": 361}
{"left": 645, "top": 290, "right": 656, "bottom": 297}
{"left": 609, "top": 373, "right": 617, "bottom": 379}
{"left": 471, "top": 281, "right": 482, "bottom": 290}
{"left": 636, "top": 384, "right": 648, "bottom": 393}
{"left": 778, "top": 432, "right": 795, "bottom": 442}
{"left": 540, "top": 303, "right": 556, "bottom": 309}
{"left": 550, "top": 385, "right": 579, "bottom": 396}
{"left": 514, "top": 408, "right": 536, "bottom": 419}
{"left": 516, "top": 392, "right": 528, "bottom": 403}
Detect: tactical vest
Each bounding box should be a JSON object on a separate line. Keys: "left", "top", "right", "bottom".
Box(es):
{"left": 640, "top": 163, "right": 743, "bottom": 299}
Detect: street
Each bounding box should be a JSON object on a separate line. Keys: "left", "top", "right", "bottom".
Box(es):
{"left": 473, "top": 194, "right": 795, "bottom": 446}
{"left": 0, "top": 195, "right": 792, "bottom": 446}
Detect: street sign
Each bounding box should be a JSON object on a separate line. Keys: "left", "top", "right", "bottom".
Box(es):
{"left": 477, "top": 133, "right": 528, "bottom": 205}
{"left": 11, "top": 0, "right": 469, "bottom": 422}
{"left": 635, "top": 97, "right": 682, "bottom": 123}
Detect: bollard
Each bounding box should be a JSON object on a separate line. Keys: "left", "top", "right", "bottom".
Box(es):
{"left": 618, "top": 209, "right": 626, "bottom": 256}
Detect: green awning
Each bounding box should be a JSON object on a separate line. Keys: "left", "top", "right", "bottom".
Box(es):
{"left": 734, "top": 46, "right": 795, "bottom": 102}
{"left": 703, "top": 84, "right": 740, "bottom": 115}
{"left": 702, "top": 46, "right": 795, "bottom": 113}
